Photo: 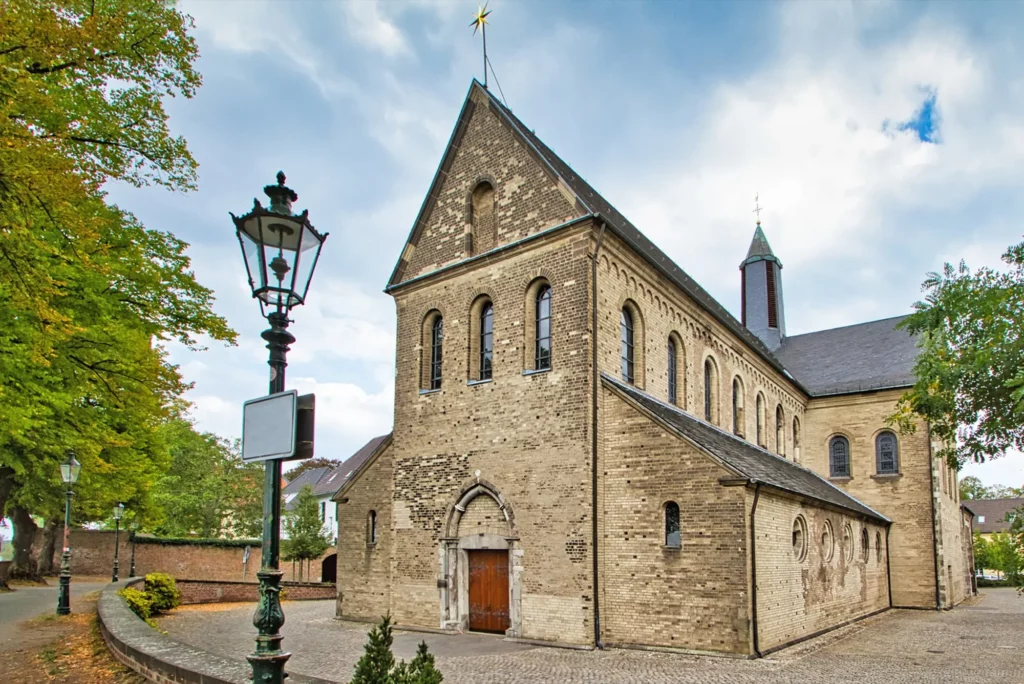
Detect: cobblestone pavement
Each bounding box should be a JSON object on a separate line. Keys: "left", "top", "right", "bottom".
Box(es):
{"left": 158, "top": 589, "right": 1024, "bottom": 683}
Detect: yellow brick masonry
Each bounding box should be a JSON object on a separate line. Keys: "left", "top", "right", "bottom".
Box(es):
{"left": 753, "top": 493, "right": 889, "bottom": 652}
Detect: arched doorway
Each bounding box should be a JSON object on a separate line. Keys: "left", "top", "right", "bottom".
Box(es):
{"left": 440, "top": 478, "right": 521, "bottom": 636}
{"left": 321, "top": 553, "right": 337, "bottom": 584}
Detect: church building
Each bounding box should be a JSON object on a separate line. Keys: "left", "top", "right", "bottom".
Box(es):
{"left": 333, "top": 81, "right": 974, "bottom": 656}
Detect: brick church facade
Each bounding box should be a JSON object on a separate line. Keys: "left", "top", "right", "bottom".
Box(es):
{"left": 333, "top": 81, "right": 974, "bottom": 656}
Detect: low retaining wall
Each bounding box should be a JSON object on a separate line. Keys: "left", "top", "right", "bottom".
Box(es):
{"left": 99, "top": 579, "right": 336, "bottom": 684}
{"left": 177, "top": 579, "right": 335, "bottom": 605}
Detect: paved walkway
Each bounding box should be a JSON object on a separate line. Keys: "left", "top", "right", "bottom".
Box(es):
{"left": 159, "top": 589, "right": 1024, "bottom": 683}
{"left": 0, "top": 577, "right": 111, "bottom": 652}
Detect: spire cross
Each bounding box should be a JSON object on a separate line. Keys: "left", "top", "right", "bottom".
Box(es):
{"left": 753, "top": 193, "right": 762, "bottom": 225}
{"left": 470, "top": 3, "right": 491, "bottom": 88}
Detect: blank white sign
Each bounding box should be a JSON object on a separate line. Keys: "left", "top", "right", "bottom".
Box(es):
{"left": 242, "top": 390, "right": 297, "bottom": 462}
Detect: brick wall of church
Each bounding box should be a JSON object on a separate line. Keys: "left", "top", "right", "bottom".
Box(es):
{"left": 935, "top": 454, "right": 972, "bottom": 607}
{"left": 397, "top": 88, "right": 580, "bottom": 283}
{"left": 754, "top": 494, "right": 889, "bottom": 652}
{"left": 801, "top": 391, "right": 937, "bottom": 608}
{"left": 336, "top": 443, "right": 393, "bottom": 622}
{"left": 596, "top": 237, "right": 806, "bottom": 459}
{"left": 388, "top": 226, "right": 595, "bottom": 643}
{"left": 598, "top": 388, "right": 752, "bottom": 654}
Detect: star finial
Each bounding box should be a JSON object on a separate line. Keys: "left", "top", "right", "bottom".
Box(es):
{"left": 470, "top": 3, "right": 490, "bottom": 35}
{"left": 753, "top": 193, "right": 762, "bottom": 225}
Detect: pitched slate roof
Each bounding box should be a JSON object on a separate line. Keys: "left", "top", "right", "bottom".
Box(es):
{"left": 966, "top": 498, "right": 1024, "bottom": 534}
{"left": 315, "top": 434, "right": 391, "bottom": 499}
{"left": 602, "top": 373, "right": 889, "bottom": 523}
{"left": 282, "top": 467, "right": 331, "bottom": 511}
{"left": 773, "top": 315, "right": 919, "bottom": 396}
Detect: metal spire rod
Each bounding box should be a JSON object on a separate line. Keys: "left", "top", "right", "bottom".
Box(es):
{"left": 471, "top": 3, "right": 491, "bottom": 88}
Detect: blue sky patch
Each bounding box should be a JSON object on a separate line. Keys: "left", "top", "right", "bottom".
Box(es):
{"left": 890, "top": 90, "right": 939, "bottom": 143}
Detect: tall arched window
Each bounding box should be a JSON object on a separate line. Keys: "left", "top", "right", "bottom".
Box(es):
{"left": 664, "top": 501, "right": 681, "bottom": 548}
{"left": 756, "top": 393, "right": 766, "bottom": 447}
{"left": 703, "top": 360, "right": 713, "bottom": 422}
{"left": 668, "top": 339, "right": 678, "bottom": 405}
{"left": 876, "top": 431, "right": 899, "bottom": 474}
{"left": 829, "top": 436, "right": 851, "bottom": 478}
{"left": 479, "top": 303, "right": 493, "bottom": 381}
{"left": 535, "top": 285, "right": 551, "bottom": 370}
{"left": 469, "top": 181, "right": 496, "bottom": 254}
{"left": 776, "top": 404, "right": 785, "bottom": 457}
{"left": 368, "top": 510, "right": 377, "bottom": 545}
{"left": 430, "top": 317, "right": 444, "bottom": 390}
{"left": 621, "top": 309, "right": 634, "bottom": 384}
{"left": 732, "top": 377, "right": 744, "bottom": 436}
{"left": 793, "top": 417, "right": 801, "bottom": 463}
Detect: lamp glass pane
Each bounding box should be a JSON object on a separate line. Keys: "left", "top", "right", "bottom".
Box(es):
{"left": 292, "top": 225, "right": 323, "bottom": 305}
{"left": 238, "top": 229, "right": 265, "bottom": 291}
{"left": 113, "top": 503, "right": 124, "bottom": 520}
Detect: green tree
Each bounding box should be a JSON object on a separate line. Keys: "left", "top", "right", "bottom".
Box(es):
{"left": 889, "top": 241, "right": 1024, "bottom": 467}
{"left": 974, "top": 533, "right": 994, "bottom": 574}
{"left": 350, "top": 615, "right": 443, "bottom": 684}
{"left": 960, "top": 476, "right": 991, "bottom": 501}
{"left": 988, "top": 532, "right": 1022, "bottom": 582}
{"left": 0, "top": 0, "right": 234, "bottom": 583}
{"left": 286, "top": 457, "right": 341, "bottom": 482}
{"left": 149, "top": 420, "right": 262, "bottom": 539}
{"left": 282, "top": 485, "right": 332, "bottom": 581}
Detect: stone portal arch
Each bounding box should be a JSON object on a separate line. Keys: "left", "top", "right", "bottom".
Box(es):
{"left": 439, "top": 478, "right": 521, "bottom": 636}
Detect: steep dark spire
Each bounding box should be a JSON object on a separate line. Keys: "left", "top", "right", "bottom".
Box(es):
{"left": 740, "top": 222, "right": 785, "bottom": 350}
{"left": 742, "top": 224, "right": 779, "bottom": 266}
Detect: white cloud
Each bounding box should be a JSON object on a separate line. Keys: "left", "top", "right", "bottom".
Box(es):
{"left": 340, "top": 1, "right": 411, "bottom": 58}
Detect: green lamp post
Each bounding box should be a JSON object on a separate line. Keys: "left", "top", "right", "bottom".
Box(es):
{"left": 56, "top": 452, "right": 81, "bottom": 615}
{"left": 231, "top": 172, "right": 327, "bottom": 684}
{"left": 111, "top": 502, "right": 124, "bottom": 582}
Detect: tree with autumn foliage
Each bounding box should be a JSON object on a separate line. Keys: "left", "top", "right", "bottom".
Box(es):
{"left": 0, "top": 0, "right": 235, "bottom": 583}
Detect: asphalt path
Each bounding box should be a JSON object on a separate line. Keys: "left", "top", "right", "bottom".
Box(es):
{"left": 0, "top": 578, "right": 111, "bottom": 652}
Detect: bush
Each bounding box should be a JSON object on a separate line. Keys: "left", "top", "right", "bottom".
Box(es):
{"left": 977, "top": 578, "right": 1010, "bottom": 588}
{"left": 144, "top": 573, "right": 181, "bottom": 613}
{"left": 350, "top": 615, "right": 443, "bottom": 684}
{"left": 119, "top": 587, "right": 155, "bottom": 626}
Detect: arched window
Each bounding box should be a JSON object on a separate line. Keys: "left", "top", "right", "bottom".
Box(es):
{"left": 535, "top": 285, "right": 551, "bottom": 370}
{"left": 755, "top": 393, "right": 766, "bottom": 447}
{"left": 479, "top": 303, "right": 493, "bottom": 380}
{"left": 664, "top": 501, "right": 681, "bottom": 548}
{"left": 430, "top": 316, "right": 444, "bottom": 390}
{"left": 821, "top": 520, "right": 835, "bottom": 562}
{"left": 621, "top": 309, "right": 635, "bottom": 384}
{"left": 861, "top": 526, "right": 870, "bottom": 561}
{"left": 776, "top": 404, "right": 785, "bottom": 457}
{"left": 668, "top": 339, "right": 678, "bottom": 405}
{"left": 368, "top": 510, "right": 377, "bottom": 545}
{"left": 703, "top": 358, "right": 719, "bottom": 423}
{"left": 732, "top": 377, "right": 745, "bottom": 437}
{"left": 829, "top": 436, "right": 850, "bottom": 478}
{"left": 793, "top": 417, "right": 801, "bottom": 463}
{"left": 469, "top": 181, "right": 496, "bottom": 254}
{"left": 792, "top": 515, "right": 807, "bottom": 561}
{"left": 843, "top": 523, "right": 854, "bottom": 562}
{"left": 875, "top": 431, "right": 899, "bottom": 474}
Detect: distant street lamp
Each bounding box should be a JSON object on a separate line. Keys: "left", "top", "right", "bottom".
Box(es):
{"left": 231, "top": 172, "right": 327, "bottom": 684}
{"left": 111, "top": 502, "right": 124, "bottom": 582}
{"left": 129, "top": 522, "right": 138, "bottom": 577}
{"left": 56, "top": 452, "right": 81, "bottom": 616}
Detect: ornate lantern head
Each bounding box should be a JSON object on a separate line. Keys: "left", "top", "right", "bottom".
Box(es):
{"left": 60, "top": 452, "right": 81, "bottom": 485}
{"left": 113, "top": 502, "right": 125, "bottom": 520}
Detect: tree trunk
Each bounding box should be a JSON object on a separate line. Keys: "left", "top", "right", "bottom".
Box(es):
{"left": 37, "top": 518, "right": 59, "bottom": 576}
{"left": 0, "top": 466, "right": 14, "bottom": 522}
{"left": 298, "top": 559, "right": 303, "bottom": 582}
{"left": 9, "top": 506, "right": 42, "bottom": 581}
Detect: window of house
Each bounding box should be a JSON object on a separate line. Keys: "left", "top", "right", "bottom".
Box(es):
{"left": 792, "top": 515, "right": 808, "bottom": 561}
{"left": 861, "top": 526, "right": 870, "bottom": 561}
{"left": 822, "top": 520, "right": 835, "bottom": 562}
{"left": 668, "top": 338, "right": 678, "bottom": 405}
{"left": 479, "top": 302, "right": 493, "bottom": 380}
{"left": 704, "top": 358, "right": 719, "bottom": 423}
{"left": 776, "top": 405, "right": 785, "bottom": 457}
{"left": 368, "top": 510, "right": 377, "bottom": 545}
{"left": 732, "top": 377, "right": 744, "bottom": 437}
{"left": 621, "top": 308, "right": 634, "bottom": 384}
{"left": 756, "top": 393, "right": 766, "bottom": 447}
{"left": 876, "top": 431, "right": 898, "bottom": 474}
{"left": 320, "top": 501, "right": 326, "bottom": 521}
{"left": 793, "top": 417, "right": 801, "bottom": 462}
{"left": 664, "top": 501, "right": 681, "bottom": 548}
{"left": 829, "top": 435, "right": 851, "bottom": 478}
{"left": 535, "top": 285, "right": 551, "bottom": 370}
{"left": 978, "top": 515, "right": 986, "bottom": 524}
{"left": 430, "top": 316, "right": 443, "bottom": 390}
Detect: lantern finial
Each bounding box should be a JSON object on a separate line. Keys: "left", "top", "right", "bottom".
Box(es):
{"left": 264, "top": 172, "right": 298, "bottom": 216}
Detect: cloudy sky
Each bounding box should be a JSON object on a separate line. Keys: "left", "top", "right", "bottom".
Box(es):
{"left": 107, "top": 0, "right": 1024, "bottom": 487}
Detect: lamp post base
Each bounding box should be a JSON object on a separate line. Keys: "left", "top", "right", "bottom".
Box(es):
{"left": 248, "top": 568, "right": 290, "bottom": 683}
{"left": 56, "top": 551, "right": 72, "bottom": 616}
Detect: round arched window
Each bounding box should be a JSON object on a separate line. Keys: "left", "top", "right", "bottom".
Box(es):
{"left": 821, "top": 520, "right": 835, "bottom": 562}
{"left": 861, "top": 526, "right": 870, "bottom": 561}
{"left": 843, "top": 523, "right": 854, "bottom": 563}
{"left": 792, "top": 516, "right": 808, "bottom": 561}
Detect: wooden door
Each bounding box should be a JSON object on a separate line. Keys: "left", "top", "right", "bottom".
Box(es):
{"left": 467, "top": 550, "right": 509, "bottom": 633}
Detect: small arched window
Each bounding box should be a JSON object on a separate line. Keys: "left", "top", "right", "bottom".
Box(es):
{"left": 368, "top": 510, "right": 377, "bottom": 545}
{"left": 792, "top": 515, "right": 808, "bottom": 561}
{"left": 621, "top": 309, "right": 635, "bottom": 384}
{"left": 821, "top": 520, "right": 835, "bottom": 562}
{"left": 667, "top": 339, "right": 678, "bottom": 405}
{"left": 829, "top": 436, "right": 850, "bottom": 478}
{"left": 776, "top": 405, "right": 785, "bottom": 457}
{"left": 861, "top": 526, "right": 870, "bottom": 561}
{"left": 664, "top": 501, "right": 681, "bottom": 548}
{"left": 793, "top": 417, "right": 801, "bottom": 462}
{"left": 703, "top": 358, "right": 718, "bottom": 423}
{"left": 876, "top": 431, "right": 899, "bottom": 474}
{"left": 430, "top": 316, "right": 444, "bottom": 390}
{"left": 732, "top": 377, "right": 744, "bottom": 437}
{"left": 843, "top": 523, "right": 854, "bottom": 562}
{"left": 469, "top": 181, "right": 496, "bottom": 254}
{"left": 535, "top": 286, "right": 552, "bottom": 370}
{"left": 479, "top": 303, "right": 493, "bottom": 381}
{"left": 755, "top": 393, "right": 766, "bottom": 447}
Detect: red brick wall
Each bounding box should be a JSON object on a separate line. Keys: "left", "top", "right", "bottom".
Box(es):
{"left": 176, "top": 579, "right": 335, "bottom": 604}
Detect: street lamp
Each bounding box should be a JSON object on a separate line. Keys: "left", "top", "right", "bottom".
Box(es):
{"left": 56, "top": 452, "right": 81, "bottom": 616}
{"left": 231, "top": 172, "right": 327, "bottom": 684}
{"left": 111, "top": 502, "right": 124, "bottom": 582}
